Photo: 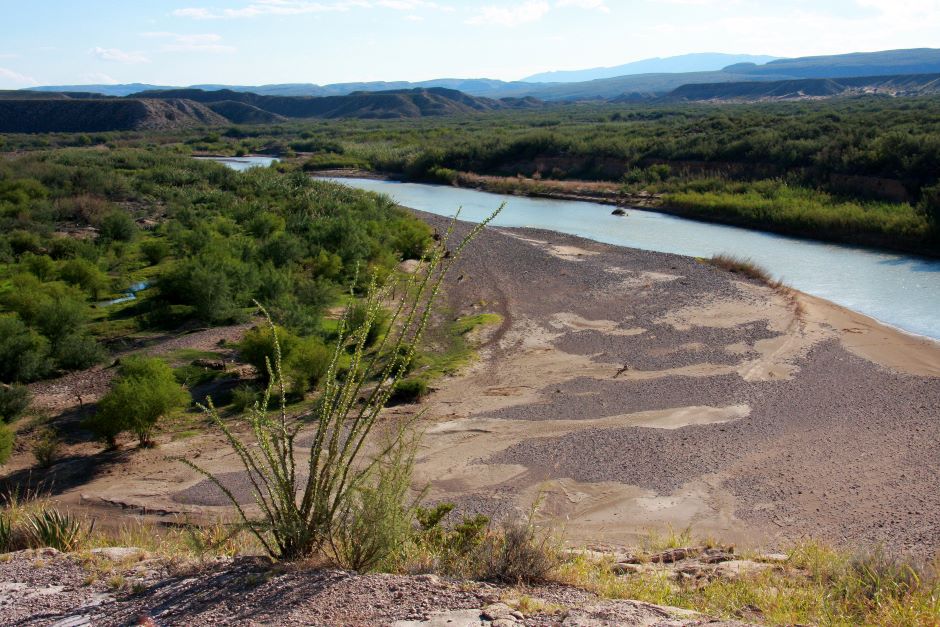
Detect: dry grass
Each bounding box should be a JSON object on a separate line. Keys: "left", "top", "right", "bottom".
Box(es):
{"left": 706, "top": 253, "right": 779, "bottom": 286}
{"left": 554, "top": 539, "right": 940, "bottom": 626}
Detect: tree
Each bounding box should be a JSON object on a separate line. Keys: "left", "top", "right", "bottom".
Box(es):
{"left": 98, "top": 211, "right": 137, "bottom": 243}
{"left": 89, "top": 357, "right": 189, "bottom": 448}
{"left": 919, "top": 183, "right": 940, "bottom": 230}
{"left": 0, "top": 316, "right": 51, "bottom": 383}
{"left": 58, "top": 258, "right": 109, "bottom": 299}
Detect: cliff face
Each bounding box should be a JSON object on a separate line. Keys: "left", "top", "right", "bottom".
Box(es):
{"left": 0, "top": 98, "right": 228, "bottom": 133}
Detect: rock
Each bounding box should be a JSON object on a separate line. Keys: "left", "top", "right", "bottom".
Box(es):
{"left": 481, "top": 603, "right": 515, "bottom": 621}
{"left": 758, "top": 552, "right": 789, "bottom": 563}
{"left": 414, "top": 573, "right": 441, "bottom": 585}
{"left": 699, "top": 547, "right": 736, "bottom": 564}
{"left": 492, "top": 619, "right": 518, "bottom": 627}
{"left": 611, "top": 208, "right": 627, "bottom": 216}
{"left": 612, "top": 562, "right": 644, "bottom": 575}
{"left": 713, "top": 560, "right": 772, "bottom": 581}
{"left": 647, "top": 547, "right": 699, "bottom": 564}
{"left": 399, "top": 259, "right": 422, "bottom": 274}
{"left": 91, "top": 547, "right": 146, "bottom": 561}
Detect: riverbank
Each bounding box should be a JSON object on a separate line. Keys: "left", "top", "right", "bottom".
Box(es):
{"left": 405, "top": 213, "right": 939, "bottom": 553}
{"left": 309, "top": 168, "right": 938, "bottom": 258}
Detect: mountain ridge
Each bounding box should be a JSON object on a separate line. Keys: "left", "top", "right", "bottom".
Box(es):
{"left": 522, "top": 53, "right": 780, "bottom": 83}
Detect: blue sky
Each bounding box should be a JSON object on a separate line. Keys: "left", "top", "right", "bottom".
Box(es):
{"left": 1, "top": 0, "right": 938, "bottom": 88}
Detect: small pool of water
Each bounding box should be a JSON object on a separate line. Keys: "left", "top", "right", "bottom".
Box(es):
{"left": 198, "top": 155, "right": 279, "bottom": 172}
{"left": 103, "top": 281, "right": 150, "bottom": 306}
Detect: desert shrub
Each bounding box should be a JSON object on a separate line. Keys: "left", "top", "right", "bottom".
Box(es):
{"left": 54, "top": 332, "right": 105, "bottom": 370}
{"left": 238, "top": 324, "right": 300, "bottom": 381}
{"left": 0, "top": 423, "right": 13, "bottom": 465}
{"left": 139, "top": 239, "right": 170, "bottom": 265}
{"left": 229, "top": 385, "right": 258, "bottom": 413}
{"left": 286, "top": 336, "right": 332, "bottom": 395}
{"left": 474, "top": 513, "right": 558, "bottom": 584}
{"left": 0, "top": 512, "right": 11, "bottom": 550}
{"left": 347, "top": 302, "right": 389, "bottom": 348}
{"left": 410, "top": 503, "right": 490, "bottom": 576}
{"left": 26, "top": 508, "right": 86, "bottom": 551}
{"left": 58, "top": 257, "right": 109, "bottom": 299}
{"left": 32, "top": 428, "right": 60, "bottom": 468}
{"left": 89, "top": 357, "right": 190, "bottom": 448}
{"left": 389, "top": 378, "right": 428, "bottom": 405}
{"left": 33, "top": 291, "right": 89, "bottom": 349}
{"left": 0, "top": 316, "right": 52, "bottom": 383}
{"left": 98, "top": 211, "right": 137, "bottom": 242}
{"left": 330, "top": 434, "right": 418, "bottom": 572}
{"left": 21, "top": 253, "right": 58, "bottom": 282}
{"left": 0, "top": 384, "right": 30, "bottom": 423}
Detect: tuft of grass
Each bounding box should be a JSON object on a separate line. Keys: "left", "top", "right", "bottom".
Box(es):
{"left": 705, "top": 254, "right": 777, "bottom": 286}
{"left": 475, "top": 512, "right": 558, "bottom": 585}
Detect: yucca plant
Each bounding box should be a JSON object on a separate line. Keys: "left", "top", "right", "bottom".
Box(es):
{"left": 26, "top": 508, "right": 87, "bottom": 552}
{"left": 177, "top": 208, "right": 501, "bottom": 561}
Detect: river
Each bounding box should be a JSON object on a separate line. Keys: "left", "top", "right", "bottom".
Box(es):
{"left": 207, "top": 157, "right": 938, "bottom": 340}
{"left": 325, "top": 177, "right": 940, "bottom": 341}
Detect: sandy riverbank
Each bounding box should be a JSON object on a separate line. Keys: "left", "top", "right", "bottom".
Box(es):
{"left": 403, "top": 213, "right": 939, "bottom": 552}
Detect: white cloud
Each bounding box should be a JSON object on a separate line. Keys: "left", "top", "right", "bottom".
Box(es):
{"left": 467, "top": 1, "right": 551, "bottom": 26}
{"left": 142, "top": 31, "right": 236, "bottom": 53}
{"left": 171, "top": 0, "right": 444, "bottom": 19}
{"left": 556, "top": 0, "right": 608, "bottom": 11}
{"left": 91, "top": 47, "right": 150, "bottom": 64}
{"left": 0, "top": 67, "right": 38, "bottom": 87}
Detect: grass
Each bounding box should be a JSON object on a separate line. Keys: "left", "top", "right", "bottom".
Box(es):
{"left": 554, "top": 540, "right": 940, "bottom": 626}
{"left": 704, "top": 254, "right": 778, "bottom": 286}
{"left": 413, "top": 312, "right": 503, "bottom": 383}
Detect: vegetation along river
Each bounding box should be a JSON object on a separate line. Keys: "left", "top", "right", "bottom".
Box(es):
{"left": 209, "top": 158, "right": 940, "bottom": 340}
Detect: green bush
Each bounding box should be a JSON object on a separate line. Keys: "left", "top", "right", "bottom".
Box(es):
{"left": 88, "top": 357, "right": 190, "bottom": 448}
{"left": 389, "top": 378, "right": 428, "bottom": 405}
{"left": 58, "top": 258, "right": 109, "bottom": 299}
{"left": 140, "top": 239, "right": 170, "bottom": 265}
{"left": 54, "top": 333, "right": 104, "bottom": 370}
{"left": 286, "top": 337, "right": 332, "bottom": 395}
{"left": 0, "top": 317, "right": 51, "bottom": 383}
{"left": 98, "top": 211, "right": 137, "bottom": 243}
{"left": 32, "top": 428, "right": 60, "bottom": 468}
{"left": 0, "top": 423, "right": 13, "bottom": 465}
{"left": 0, "top": 384, "right": 30, "bottom": 423}
{"left": 229, "top": 385, "right": 258, "bottom": 413}
{"left": 239, "top": 324, "right": 300, "bottom": 381}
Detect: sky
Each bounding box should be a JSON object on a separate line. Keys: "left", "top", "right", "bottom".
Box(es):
{"left": 1, "top": 0, "right": 939, "bottom": 88}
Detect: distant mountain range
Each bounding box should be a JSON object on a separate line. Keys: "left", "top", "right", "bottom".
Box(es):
{"left": 521, "top": 53, "right": 780, "bottom": 83}
{"left": 26, "top": 48, "right": 940, "bottom": 102}
{"left": 6, "top": 48, "right": 940, "bottom": 132}
{"left": 0, "top": 88, "right": 542, "bottom": 132}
